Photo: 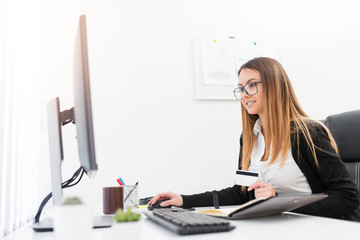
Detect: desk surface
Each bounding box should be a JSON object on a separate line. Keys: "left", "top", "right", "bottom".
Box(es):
{"left": 4, "top": 209, "right": 360, "bottom": 240}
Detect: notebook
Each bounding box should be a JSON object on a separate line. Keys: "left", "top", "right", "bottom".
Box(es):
{"left": 200, "top": 193, "right": 327, "bottom": 219}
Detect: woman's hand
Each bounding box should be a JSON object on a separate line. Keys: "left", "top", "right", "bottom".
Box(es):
{"left": 248, "top": 181, "right": 276, "bottom": 199}
{"left": 148, "top": 191, "right": 184, "bottom": 207}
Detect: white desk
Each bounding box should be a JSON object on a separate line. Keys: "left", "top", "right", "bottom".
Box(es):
{"left": 4, "top": 210, "right": 360, "bottom": 240}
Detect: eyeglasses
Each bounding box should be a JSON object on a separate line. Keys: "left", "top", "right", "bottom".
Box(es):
{"left": 233, "top": 81, "right": 262, "bottom": 100}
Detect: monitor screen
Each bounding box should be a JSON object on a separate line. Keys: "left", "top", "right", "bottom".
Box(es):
{"left": 73, "top": 15, "right": 98, "bottom": 178}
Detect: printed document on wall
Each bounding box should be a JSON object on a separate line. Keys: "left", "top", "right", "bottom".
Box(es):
{"left": 194, "top": 37, "right": 281, "bottom": 100}
{"left": 200, "top": 38, "right": 237, "bottom": 86}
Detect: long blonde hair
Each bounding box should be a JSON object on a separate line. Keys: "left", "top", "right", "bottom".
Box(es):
{"left": 239, "top": 57, "right": 338, "bottom": 170}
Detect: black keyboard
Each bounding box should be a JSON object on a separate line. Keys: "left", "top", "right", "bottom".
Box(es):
{"left": 143, "top": 208, "right": 235, "bottom": 235}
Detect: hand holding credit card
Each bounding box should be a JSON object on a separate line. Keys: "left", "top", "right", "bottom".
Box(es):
{"left": 235, "top": 170, "right": 259, "bottom": 186}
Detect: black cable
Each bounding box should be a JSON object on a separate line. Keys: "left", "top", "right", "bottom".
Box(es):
{"left": 61, "top": 167, "right": 83, "bottom": 187}
{"left": 33, "top": 167, "right": 85, "bottom": 224}
{"left": 33, "top": 167, "right": 84, "bottom": 223}
{"left": 66, "top": 169, "right": 85, "bottom": 188}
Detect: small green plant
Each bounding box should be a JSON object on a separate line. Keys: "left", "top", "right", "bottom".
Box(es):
{"left": 113, "top": 208, "right": 141, "bottom": 222}
{"left": 62, "top": 197, "right": 83, "bottom": 205}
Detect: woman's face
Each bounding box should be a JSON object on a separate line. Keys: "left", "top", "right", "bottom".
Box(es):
{"left": 238, "top": 68, "right": 265, "bottom": 117}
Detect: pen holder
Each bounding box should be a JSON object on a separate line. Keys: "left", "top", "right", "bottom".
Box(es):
{"left": 102, "top": 185, "right": 139, "bottom": 214}
{"left": 123, "top": 185, "right": 139, "bottom": 209}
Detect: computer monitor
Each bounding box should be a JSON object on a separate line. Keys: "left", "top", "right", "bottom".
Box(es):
{"left": 33, "top": 16, "right": 111, "bottom": 231}
{"left": 47, "top": 14, "right": 97, "bottom": 206}
{"left": 33, "top": 15, "right": 112, "bottom": 231}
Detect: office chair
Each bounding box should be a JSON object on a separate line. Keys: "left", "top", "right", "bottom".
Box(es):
{"left": 324, "top": 110, "right": 360, "bottom": 189}
{"left": 322, "top": 110, "right": 360, "bottom": 221}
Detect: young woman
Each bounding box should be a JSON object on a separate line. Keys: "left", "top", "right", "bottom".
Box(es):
{"left": 149, "top": 57, "right": 360, "bottom": 220}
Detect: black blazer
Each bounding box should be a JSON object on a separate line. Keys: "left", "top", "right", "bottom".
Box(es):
{"left": 182, "top": 121, "right": 360, "bottom": 219}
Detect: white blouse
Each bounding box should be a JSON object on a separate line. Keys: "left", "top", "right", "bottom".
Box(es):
{"left": 248, "top": 119, "right": 312, "bottom": 195}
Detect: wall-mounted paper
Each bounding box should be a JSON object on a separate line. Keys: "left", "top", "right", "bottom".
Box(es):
{"left": 200, "top": 38, "right": 237, "bottom": 86}
{"left": 194, "top": 37, "right": 281, "bottom": 100}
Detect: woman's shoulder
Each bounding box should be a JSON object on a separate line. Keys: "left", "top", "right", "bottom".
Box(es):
{"left": 304, "top": 117, "right": 325, "bottom": 128}
{"left": 305, "top": 118, "right": 329, "bottom": 134}
{"left": 291, "top": 117, "right": 330, "bottom": 140}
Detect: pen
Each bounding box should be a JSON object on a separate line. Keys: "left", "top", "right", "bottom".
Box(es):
{"left": 117, "top": 178, "right": 123, "bottom": 186}
{"left": 124, "top": 181, "right": 139, "bottom": 203}
{"left": 119, "top": 177, "right": 126, "bottom": 186}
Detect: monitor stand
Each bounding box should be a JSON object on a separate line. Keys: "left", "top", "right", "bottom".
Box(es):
{"left": 32, "top": 215, "right": 113, "bottom": 232}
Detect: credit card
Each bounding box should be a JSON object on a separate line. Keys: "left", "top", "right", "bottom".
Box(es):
{"left": 235, "top": 170, "right": 259, "bottom": 187}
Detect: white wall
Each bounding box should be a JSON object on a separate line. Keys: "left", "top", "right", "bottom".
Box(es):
{"left": 39, "top": 0, "right": 360, "bottom": 206}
